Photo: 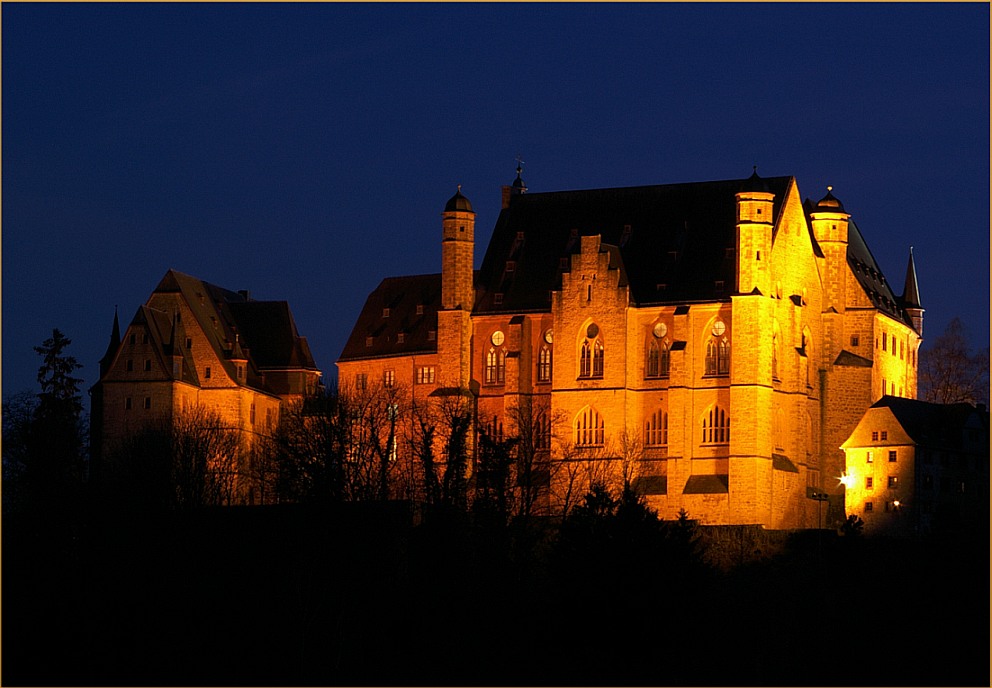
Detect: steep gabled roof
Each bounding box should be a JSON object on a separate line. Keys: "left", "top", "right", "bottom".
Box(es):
{"left": 844, "top": 220, "right": 915, "bottom": 329}
{"left": 870, "top": 396, "right": 987, "bottom": 450}
{"left": 151, "top": 269, "right": 319, "bottom": 385}
{"left": 474, "top": 175, "right": 794, "bottom": 313}
{"left": 339, "top": 274, "right": 443, "bottom": 361}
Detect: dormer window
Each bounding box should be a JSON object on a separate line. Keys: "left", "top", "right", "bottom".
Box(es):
{"left": 382, "top": 308, "right": 390, "bottom": 318}
{"left": 416, "top": 305, "right": 424, "bottom": 316}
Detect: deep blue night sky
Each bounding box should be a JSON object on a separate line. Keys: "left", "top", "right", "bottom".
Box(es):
{"left": 3, "top": 3, "right": 989, "bottom": 405}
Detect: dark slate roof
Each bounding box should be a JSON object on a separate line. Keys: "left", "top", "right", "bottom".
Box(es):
{"left": 872, "top": 396, "right": 988, "bottom": 450}
{"left": 901, "top": 248, "right": 922, "bottom": 309}
{"left": 772, "top": 453, "right": 799, "bottom": 473}
{"left": 834, "top": 350, "right": 873, "bottom": 368}
{"left": 632, "top": 475, "right": 667, "bottom": 495}
{"left": 474, "top": 175, "right": 795, "bottom": 313}
{"left": 228, "top": 301, "right": 318, "bottom": 371}
{"left": 151, "top": 270, "right": 318, "bottom": 388}
{"left": 339, "top": 274, "right": 443, "bottom": 361}
{"left": 843, "top": 219, "right": 915, "bottom": 328}
{"left": 683, "top": 474, "right": 729, "bottom": 494}
{"left": 444, "top": 188, "right": 474, "bottom": 213}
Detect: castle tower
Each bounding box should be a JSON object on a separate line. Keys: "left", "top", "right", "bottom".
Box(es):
{"left": 501, "top": 161, "right": 528, "bottom": 209}
{"left": 439, "top": 186, "right": 476, "bottom": 389}
{"left": 735, "top": 167, "right": 774, "bottom": 296}
{"left": 809, "top": 186, "right": 851, "bottom": 315}
{"left": 901, "top": 247, "right": 924, "bottom": 337}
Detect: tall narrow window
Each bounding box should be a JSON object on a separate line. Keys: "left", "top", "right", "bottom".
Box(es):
{"left": 702, "top": 405, "right": 730, "bottom": 444}
{"left": 706, "top": 338, "right": 730, "bottom": 376}
{"left": 575, "top": 406, "right": 605, "bottom": 446}
{"left": 593, "top": 339, "right": 604, "bottom": 377}
{"left": 538, "top": 345, "right": 552, "bottom": 382}
{"left": 485, "top": 347, "right": 506, "bottom": 384}
{"left": 647, "top": 340, "right": 660, "bottom": 378}
{"left": 535, "top": 411, "right": 551, "bottom": 449}
{"left": 384, "top": 369, "right": 395, "bottom": 387}
{"left": 579, "top": 324, "right": 603, "bottom": 379}
{"left": 772, "top": 332, "right": 780, "bottom": 380}
{"left": 644, "top": 409, "right": 668, "bottom": 446}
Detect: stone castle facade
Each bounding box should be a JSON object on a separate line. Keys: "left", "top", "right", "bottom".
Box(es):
{"left": 338, "top": 168, "right": 925, "bottom": 528}
{"left": 90, "top": 269, "right": 321, "bottom": 501}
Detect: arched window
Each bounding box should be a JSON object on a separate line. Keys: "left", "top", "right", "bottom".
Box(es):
{"left": 705, "top": 338, "right": 730, "bottom": 376}
{"left": 579, "top": 324, "right": 604, "bottom": 379}
{"left": 772, "top": 332, "right": 780, "bottom": 380}
{"left": 538, "top": 345, "right": 552, "bottom": 382}
{"left": 702, "top": 405, "right": 730, "bottom": 444}
{"left": 485, "top": 346, "right": 506, "bottom": 384}
{"left": 647, "top": 340, "right": 660, "bottom": 377}
{"left": 646, "top": 339, "right": 671, "bottom": 379}
{"left": 644, "top": 409, "right": 668, "bottom": 446}
{"left": 484, "top": 415, "right": 504, "bottom": 442}
{"left": 535, "top": 410, "right": 551, "bottom": 449}
{"left": 575, "top": 406, "right": 605, "bottom": 446}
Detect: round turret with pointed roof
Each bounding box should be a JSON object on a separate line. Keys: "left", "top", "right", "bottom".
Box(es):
{"left": 444, "top": 185, "right": 474, "bottom": 213}
{"left": 814, "top": 185, "right": 846, "bottom": 213}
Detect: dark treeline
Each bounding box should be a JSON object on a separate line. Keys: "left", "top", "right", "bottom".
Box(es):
{"left": 3, "top": 328, "right": 988, "bottom": 687}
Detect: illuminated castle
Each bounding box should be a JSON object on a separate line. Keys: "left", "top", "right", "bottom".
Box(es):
{"left": 90, "top": 269, "right": 321, "bottom": 501}
{"left": 338, "top": 167, "right": 924, "bottom": 528}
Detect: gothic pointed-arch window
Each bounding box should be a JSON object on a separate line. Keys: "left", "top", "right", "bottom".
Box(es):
{"left": 772, "top": 331, "right": 780, "bottom": 381}
{"left": 535, "top": 410, "right": 551, "bottom": 449}
{"left": 579, "top": 323, "right": 604, "bottom": 379}
{"left": 485, "top": 346, "right": 506, "bottom": 384}
{"left": 538, "top": 345, "right": 552, "bottom": 383}
{"left": 644, "top": 409, "right": 669, "bottom": 446}
{"left": 646, "top": 339, "right": 671, "bottom": 379}
{"left": 702, "top": 405, "right": 730, "bottom": 444}
{"left": 575, "top": 406, "right": 605, "bottom": 446}
{"left": 705, "top": 338, "right": 731, "bottom": 376}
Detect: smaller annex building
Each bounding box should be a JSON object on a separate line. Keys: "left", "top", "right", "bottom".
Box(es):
{"left": 90, "top": 269, "right": 321, "bottom": 503}
{"left": 841, "top": 396, "right": 989, "bottom": 536}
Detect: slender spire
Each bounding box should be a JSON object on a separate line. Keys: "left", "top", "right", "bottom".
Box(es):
{"left": 99, "top": 306, "right": 122, "bottom": 375}
{"left": 902, "top": 246, "right": 922, "bottom": 309}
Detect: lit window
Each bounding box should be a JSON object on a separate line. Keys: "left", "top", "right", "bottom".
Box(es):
{"left": 579, "top": 335, "right": 604, "bottom": 378}
{"left": 705, "top": 338, "right": 730, "bottom": 376}
{"left": 888, "top": 450, "right": 897, "bottom": 462}
{"left": 887, "top": 476, "right": 898, "bottom": 489}
{"left": 356, "top": 373, "right": 367, "bottom": 390}
{"left": 382, "top": 308, "right": 390, "bottom": 318}
{"left": 416, "top": 366, "right": 435, "bottom": 384}
{"left": 538, "top": 345, "right": 552, "bottom": 383}
{"left": 575, "top": 406, "right": 605, "bottom": 446}
{"left": 702, "top": 405, "right": 730, "bottom": 444}
{"left": 384, "top": 369, "right": 395, "bottom": 387}
{"left": 485, "top": 347, "right": 506, "bottom": 384}
{"left": 644, "top": 409, "right": 668, "bottom": 446}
